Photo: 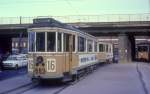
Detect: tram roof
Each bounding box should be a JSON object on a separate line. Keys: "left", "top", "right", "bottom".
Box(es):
{"left": 29, "top": 18, "right": 80, "bottom": 32}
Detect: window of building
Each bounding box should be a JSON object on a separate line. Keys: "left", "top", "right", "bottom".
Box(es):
{"left": 47, "top": 32, "right": 56, "bottom": 52}
{"left": 28, "top": 32, "right": 35, "bottom": 52}
{"left": 87, "top": 40, "right": 93, "bottom": 52}
{"left": 78, "top": 37, "right": 86, "bottom": 52}
{"left": 36, "top": 32, "right": 45, "bottom": 52}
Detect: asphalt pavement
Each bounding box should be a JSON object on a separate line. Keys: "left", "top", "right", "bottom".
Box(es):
{"left": 0, "top": 63, "right": 150, "bottom": 94}
{"left": 59, "top": 63, "right": 150, "bottom": 94}
{"left": 0, "top": 67, "right": 27, "bottom": 81}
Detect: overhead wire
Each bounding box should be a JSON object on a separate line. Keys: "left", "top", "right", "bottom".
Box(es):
{"left": 64, "top": 0, "right": 79, "bottom": 15}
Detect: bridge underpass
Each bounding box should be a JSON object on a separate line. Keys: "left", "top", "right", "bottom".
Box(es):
{"left": 0, "top": 20, "right": 150, "bottom": 63}
{"left": 77, "top": 21, "right": 150, "bottom": 63}
{"left": 0, "top": 29, "right": 27, "bottom": 54}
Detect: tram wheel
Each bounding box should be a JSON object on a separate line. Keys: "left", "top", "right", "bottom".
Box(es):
{"left": 71, "top": 74, "right": 78, "bottom": 82}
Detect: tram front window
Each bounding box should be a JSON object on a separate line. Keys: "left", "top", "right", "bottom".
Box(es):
{"left": 28, "top": 32, "right": 35, "bottom": 52}
{"left": 36, "top": 32, "right": 45, "bottom": 52}
{"left": 138, "top": 46, "right": 148, "bottom": 52}
{"left": 47, "top": 32, "right": 56, "bottom": 52}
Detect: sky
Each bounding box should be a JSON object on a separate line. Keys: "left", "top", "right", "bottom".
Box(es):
{"left": 0, "top": 0, "right": 149, "bottom": 17}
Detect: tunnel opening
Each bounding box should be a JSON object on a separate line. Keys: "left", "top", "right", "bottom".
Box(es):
{"left": 0, "top": 29, "right": 27, "bottom": 56}
{"left": 0, "top": 35, "right": 12, "bottom": 54}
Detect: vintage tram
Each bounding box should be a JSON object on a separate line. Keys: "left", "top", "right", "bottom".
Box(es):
{"left": 136, "top": 43, "right": 150, "bottom": 62}
{"left": 28, "top": 18, "right": 113, "bottom": 82}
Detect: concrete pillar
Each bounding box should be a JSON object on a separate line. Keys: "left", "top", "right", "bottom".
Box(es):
{"left": 118, "top": 34, "right": 131, "bottom": 63}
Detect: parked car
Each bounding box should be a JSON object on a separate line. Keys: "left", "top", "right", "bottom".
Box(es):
{"left": 3, "top": 54, "right": 28, "bottom": 69}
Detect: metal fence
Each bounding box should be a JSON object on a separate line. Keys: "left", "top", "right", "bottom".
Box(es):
{"left": 0, "top": 13, "right": 150, "bottom": 24}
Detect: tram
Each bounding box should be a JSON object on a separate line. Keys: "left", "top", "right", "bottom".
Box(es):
{"left": 28, "top": 18, "right": 113, "bottom": 82}
{"left": 136, "top": 43, "right": 150, "bottom": 62}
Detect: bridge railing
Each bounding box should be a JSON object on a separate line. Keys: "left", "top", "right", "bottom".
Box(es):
{"left": 0, "top": 13, "right": 150, "bottom": 24}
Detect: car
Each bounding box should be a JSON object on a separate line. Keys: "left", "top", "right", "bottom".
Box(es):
{"left": 2, "top": 54, "right": 28, "bottom": 69}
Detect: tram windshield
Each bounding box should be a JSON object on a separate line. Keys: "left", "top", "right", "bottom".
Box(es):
{"left": 138, "top": 46, "right": 148, "bottom": 52}
{"left": 47, "top": 32, "right": 56, "bottom": 52}
{"left": 36, "top": 32, "right": 45, "bottom": 52}
{"left": 28, "top": 32, "right": 35, "bottom": 52}
{"left": 28, "top": 31, "right": 75, "bottom": 52}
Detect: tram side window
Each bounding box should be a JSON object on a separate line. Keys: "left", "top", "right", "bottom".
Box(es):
{"left": 99, "top": 44, "right": 104, "bottom": 52}
{"left": 72, "top": 35, "right": 75, "bottom": 52}
{"left": 64, "top": 33, "right": 69, "bottom": 52}
{"left": 94, "top": 42, "right": 97, "bottom": 52}
{"left": 106, "top": 45, "right": 109, "bottom": 52}
{"left": 87, "top": 40, "right": 93, "bottom": 52}
{"left": 28, "top": 32, "right": 35, "bottom": 52}
{"left": 109, "top": 45, "right": 112, "bottom": 53}
{"left": 64, "top": 33, "right": 75, "bottom": 52}
{"left": 47, "top": 32, "right": 56, "bottom": 52}
{"left": 36, "top": 32, "right": 45, "bottom": 52}
{"left": 57, "top": 33, "right": 62, "bottom": 52}
{"left": 78, "top": 37, "right": 86, "bottom": 52}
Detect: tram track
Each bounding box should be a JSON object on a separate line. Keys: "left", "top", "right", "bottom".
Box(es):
{"left": 0, "top": 78, "right": 80, "bottom": 94}
{"left": 0, "top": 82, "right": 38, "bottom": 94}
{"left": 136, "top": 63, "right": 149, "bottom": 94}
{"left": 0, "top": 64, "right": 102, "bottom": 94}
{"left": 0, "top": 75, "right": 87, "bottom": 94}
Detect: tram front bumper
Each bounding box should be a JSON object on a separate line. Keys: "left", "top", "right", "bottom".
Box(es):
{"left": 28, "top": 72, "right": 64, "bottom": 79}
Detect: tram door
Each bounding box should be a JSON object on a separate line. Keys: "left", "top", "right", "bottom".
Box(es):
{"left": 68, "top": 35, "right": 73, "bottom": 72}
{"left": 64, "top": 34, "right": 73, "bottom": 73}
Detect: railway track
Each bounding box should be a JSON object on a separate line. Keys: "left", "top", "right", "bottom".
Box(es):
{"left": 0, "top": 73, "right": 93, "bottom": 94}
{"left": 0, "top": 64, "right": 103, "bottom": 94}
{"left": 0, "top": 82, "right": 38, "bottom": 94}
{"left": 136, "top": 63, "right": 149, "bottom": 94}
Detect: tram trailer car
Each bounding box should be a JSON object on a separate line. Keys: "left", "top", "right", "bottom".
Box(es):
{"left": 28, "top": 18, "right": 113, "bottom": 82}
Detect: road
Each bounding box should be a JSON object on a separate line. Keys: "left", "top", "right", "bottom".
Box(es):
{"left": 0, "top": 63, "right": 150, "bottom": 94}
{"left": 0, "top": 67, "right": 27, "bottom": 81}
{"left": 59, "top": 63, "right": 150, "bottom": 94}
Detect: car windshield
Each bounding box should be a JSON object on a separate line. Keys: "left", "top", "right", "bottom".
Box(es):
{"left": 7, "top": 56, "right": 18, "bottom": 60}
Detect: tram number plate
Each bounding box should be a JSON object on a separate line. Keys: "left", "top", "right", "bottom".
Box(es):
{"left": 47, "top": 59, "right": 56, "bottom": 72}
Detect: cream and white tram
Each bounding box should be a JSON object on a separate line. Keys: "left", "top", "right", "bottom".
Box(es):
{"left": 28, "top": 18, "right": 113, "bottom": 82}
{"left": 97, "top": 42, "right": 113, "bottom": 63}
